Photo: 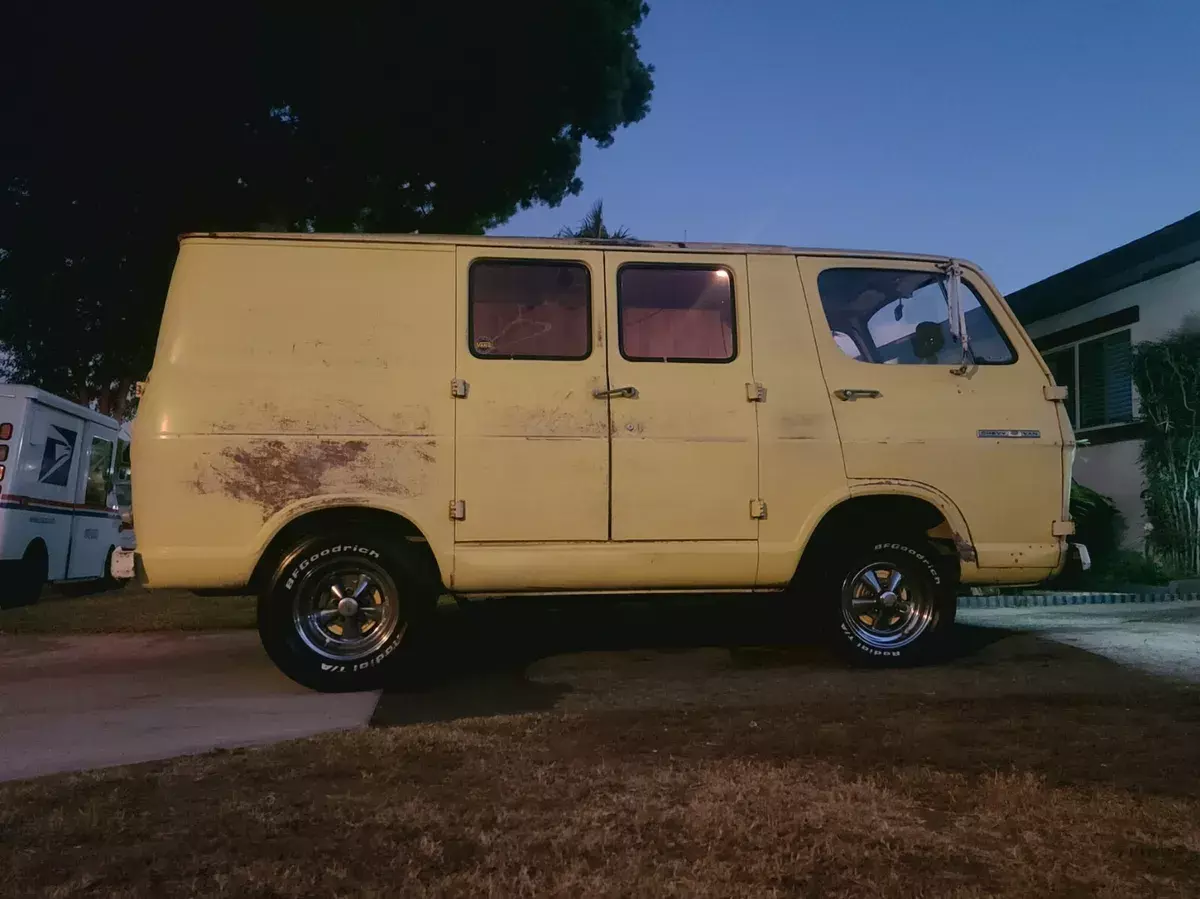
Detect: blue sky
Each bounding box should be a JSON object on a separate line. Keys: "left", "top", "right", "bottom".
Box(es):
{"left": 494, "top": 0, "right": 1200, "bottom": 293}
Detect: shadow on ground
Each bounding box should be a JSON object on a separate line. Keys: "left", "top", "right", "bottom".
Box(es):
{"left": 374, "top": 595, "right": 1015, "bottom": 726}
{"left": 372, "top": 595, "right": 1200, "bottom": 801}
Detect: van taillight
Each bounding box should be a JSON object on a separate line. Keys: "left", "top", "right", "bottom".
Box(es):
{"left": 0, "top": 446, "right": 7, "bottom": 462}
{"left": 0, "top": 423, "right": 10, "bottom": 440}
{"left": 0, "top": 465, "right": 6, "bottom": 481}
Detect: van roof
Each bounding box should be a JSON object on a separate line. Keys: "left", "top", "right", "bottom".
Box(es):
{"left": 180, "top": 231, "right": 954, "bottom": 265}
{"left": 0, "top": 385, "right": 121, "bottom": 429}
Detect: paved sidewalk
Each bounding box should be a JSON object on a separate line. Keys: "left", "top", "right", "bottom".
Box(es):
{"left": 0, "top": 631, "right": 379, "bottom": 783}
{"left": 959, "top": 600, "right": 1200, "bottom": 683}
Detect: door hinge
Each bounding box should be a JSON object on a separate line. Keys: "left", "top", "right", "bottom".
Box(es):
{"left": 1044, "top": 384, "right": 1068, "bottom": 401}
{"left": 449, "top": 499, "right": 466, "bottom": 521}
{"left": 750, "top": 499, "right": 768, "bottom": 520}
{"left": 451, "top": 378, "right": 470, "bottom": 399}
{"left": 745, "top": 382, "right": 767, "bottom": 403}
{"left": 1052, "top": 519, "right": 1075, "bottom": 537}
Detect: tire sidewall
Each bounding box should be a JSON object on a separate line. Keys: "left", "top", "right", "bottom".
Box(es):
{"left": 260, "top": 533, "right": 422, "bottom": 691}
{"left": 833, "top": 539, "right": 954, "bottom": 665}
{"left": 8, "top": 543, "right": 48, "bottom": 608}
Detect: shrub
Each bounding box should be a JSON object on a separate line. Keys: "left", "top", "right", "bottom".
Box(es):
{"left": 1069, "top": 480, "right": 1124, "bottom": 561}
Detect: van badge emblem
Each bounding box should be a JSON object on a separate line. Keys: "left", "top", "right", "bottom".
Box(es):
{"left": 977, "top": 429, "right": 1040, "bottom": 439}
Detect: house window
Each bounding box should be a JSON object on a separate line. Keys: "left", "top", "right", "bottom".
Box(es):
{"left": 1041, "top": 330, "right": 1133, "bottom": 430}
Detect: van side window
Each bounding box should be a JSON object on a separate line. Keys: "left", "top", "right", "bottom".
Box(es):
{"left": 618, "top": 265, "right": 736, "bottom": 362}
{"left": 832, "top": 330, "right": 862, "bottom": 360}
{"left": 86, "top": 437, "right": 114, "bottom": 506}
{"left": 469, "top": 260, "right": 591, "bottom": 359}
{"left": 816, "top": 268, "right": 1016, "bottom": 365}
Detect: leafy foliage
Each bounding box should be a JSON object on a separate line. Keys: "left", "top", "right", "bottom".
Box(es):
{"left": 1058, "top": 481, "right": 1168, "bottom": 588}
{"left": 0, "top": 3, "right": 654, "bottom": 416}
{"left": 557, "top": 199, "right": 633, "bottom": 239}
{"left": 1132, "top": 329, "right": 1200, "bottom": 575}
{"left": 1070, "top": 480, "right": 1125, "bottom": 562}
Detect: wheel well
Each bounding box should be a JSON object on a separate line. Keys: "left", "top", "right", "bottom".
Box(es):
{"left": 249, "top": 507, "right": 442, "bottom": 594}
{"left": 23, "top": 538, "right": 48, "bottom": 564}
{"left": 795, "top": 495, "right": 959, "bottom": 581}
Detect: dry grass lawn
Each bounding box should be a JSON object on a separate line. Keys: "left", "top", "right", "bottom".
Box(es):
{"left": 0, "top": 585, "right": 255, "bottom": 635}
{"left": 3, "top": 598, "right": 1200, "bottom": 897}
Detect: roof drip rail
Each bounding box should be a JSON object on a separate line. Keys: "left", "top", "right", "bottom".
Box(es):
{"left": 573, "top": 236, "right": 650, "bottom": 248}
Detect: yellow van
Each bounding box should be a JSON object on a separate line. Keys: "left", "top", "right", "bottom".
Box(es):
{"left": 132, "top": 232, "right": 1081, "bottom": 690}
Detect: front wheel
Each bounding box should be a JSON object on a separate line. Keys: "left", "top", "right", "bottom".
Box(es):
{"left": 258, "top": 531, "right": 436, "bottom": 692}
{"left": 827, "top": 538, "right": 956, "bottom": 666}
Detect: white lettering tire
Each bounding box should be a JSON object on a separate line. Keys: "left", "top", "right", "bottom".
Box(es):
{"left": 258, "top": 531, "right": 436, "bottom": 692}
{"left": 824, "top": 537, "right": 956, "bottom": 666}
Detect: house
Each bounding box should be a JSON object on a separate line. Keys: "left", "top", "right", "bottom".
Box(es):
{"left": 1007, "top": 210, "right": 1200, "bottom": 547}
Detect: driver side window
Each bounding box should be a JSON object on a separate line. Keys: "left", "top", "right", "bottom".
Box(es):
{"left": 817, "top": 268, "right": 1016, "bottom": 365}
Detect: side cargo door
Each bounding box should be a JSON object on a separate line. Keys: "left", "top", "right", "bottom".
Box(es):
{"left": 798, "top": 256, "right": 1066, "bottom": 570}
{"left": 602, "top": 252, "right": 760, "bottom": 581}
{"left": 452, "top": 247, "right": 610, "bottom": 543}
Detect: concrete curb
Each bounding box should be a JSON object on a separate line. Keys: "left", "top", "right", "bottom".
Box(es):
{"left": 958, "top": 592, "right": 1200, "bottom": 609}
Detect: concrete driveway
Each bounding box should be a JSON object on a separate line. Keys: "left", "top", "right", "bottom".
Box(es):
{"left": 959, "top": 600, "right": 1200, "bottom": 683}
{"left": 0, "top": 631, "right": 379, "bottom": 783}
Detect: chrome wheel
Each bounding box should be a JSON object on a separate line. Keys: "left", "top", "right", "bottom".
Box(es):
{"left": 292, "top": 562, "right": 404, "bottom": 662}
{"left": 841, "top": 560, "right": 936, "bottom": 649}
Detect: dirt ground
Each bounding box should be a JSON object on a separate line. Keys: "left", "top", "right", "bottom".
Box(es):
{"left": 3, "top": 596, "right": 1199, "bottom": 897}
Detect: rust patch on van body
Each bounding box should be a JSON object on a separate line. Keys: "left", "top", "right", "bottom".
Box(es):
{"left": 193, "top": 438, "right": 433, "bottom": 518}
{"left": 953, "top": 533, "right": 978, "bottom": 563}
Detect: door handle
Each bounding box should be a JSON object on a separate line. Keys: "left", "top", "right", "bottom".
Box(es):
{"left": 833, "top": 388, "right": 882, "bottom": 401}
{"left": 593, "top": 386, "right": 639, "bottom": 400}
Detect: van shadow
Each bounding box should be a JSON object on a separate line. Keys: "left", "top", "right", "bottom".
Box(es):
{"left": 372, "top": 595, "right": 1014, "bottom": 727}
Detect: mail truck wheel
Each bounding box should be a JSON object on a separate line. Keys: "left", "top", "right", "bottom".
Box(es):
{"left": 3, "top": 541, "right": 48, "bottom": 609}
{"left": 828, "top": 538, "right": 955, "bottom": 666}
{"left": 258, "top": 531, "right": 435, "bottom": 692}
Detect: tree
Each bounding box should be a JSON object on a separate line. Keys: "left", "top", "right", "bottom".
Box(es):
{"left": 557, "top": 199, "right": 633, "bottom": 239}
{"left": 1132, "top": 329, "right": 1200, "bottom": 576}
{"left": 0, "top": 3, "right": 654, "bottom": 416}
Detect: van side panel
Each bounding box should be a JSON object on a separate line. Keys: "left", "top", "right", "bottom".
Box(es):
{"left": 133, "top": 239, "right": 457, "bottom": 588}
{"left": 745, "top": 255, "right": 849, "bottom": 585}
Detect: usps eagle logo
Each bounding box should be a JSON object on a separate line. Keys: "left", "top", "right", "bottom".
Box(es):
{"left": 38, "top": 426, "right": 77, "bottom": 486}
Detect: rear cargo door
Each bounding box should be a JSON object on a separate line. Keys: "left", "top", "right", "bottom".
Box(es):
{"left": 453, "top": 247, "right": 610, "bottom": 542}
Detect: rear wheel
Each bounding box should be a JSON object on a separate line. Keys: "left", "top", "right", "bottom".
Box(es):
{"left": 258, "top": 530, "right": 437, "bottom": 692}
{"left": 3, "top": 542, "right": 48, "bottom": 609}
{"left": 825, "top": 537, "right": 956, "bottom": 665}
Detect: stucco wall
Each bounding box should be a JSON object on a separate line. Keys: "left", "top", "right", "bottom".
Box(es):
{"left": 1023, "top": 260, "right": 1200, "bottom": 549}
{"left": 1072, "top": 439, "right": 1147, "bottom": 546}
